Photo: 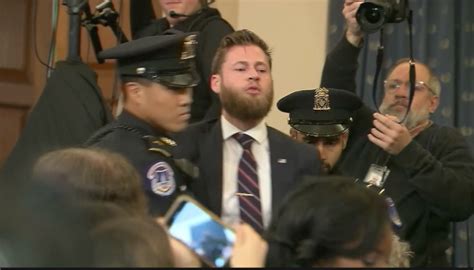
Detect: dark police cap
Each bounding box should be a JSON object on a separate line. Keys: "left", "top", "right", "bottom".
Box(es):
{"left": 98, "top": 31, "right": 200, "bottom": 88}
{"left": 277, "top": 88, "right": 362, "bottom": 137}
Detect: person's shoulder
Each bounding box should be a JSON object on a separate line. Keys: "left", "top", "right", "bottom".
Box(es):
{"left": 173, "top": 117, "right": 220, "bottom": 142}
{"left": 185, "top": 117, "right": 219, "bottom": 133}
{"left": 195, "top": 8, "right": 234, "bottom": 32}
{"left": 135, "top": 17, "right": 169, "bottom": 39}
{"left": 202, "top": 19, "right": 234, "bottom": 36}
{"left": 203, "top": 15, "right": 233, "bottom": 29}
{"left": 427, "top": 123, "right": 465, "bottom": 141}
{"left": 89, "top": 123, "right": 144, "bottom": 151}
{"left": 433, "top": 123, "right": 460, "bottom": 133}
{"left": 418, "top": 123, "right": 474, "bottom": 158}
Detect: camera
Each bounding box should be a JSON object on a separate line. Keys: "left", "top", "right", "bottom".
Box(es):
{"left": 356, "top": 0, "right": 409, "bottom": 33}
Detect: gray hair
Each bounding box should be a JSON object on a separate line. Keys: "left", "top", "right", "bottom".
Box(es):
{"left": 387, "top": 58, "right": 441, "bottom": 97}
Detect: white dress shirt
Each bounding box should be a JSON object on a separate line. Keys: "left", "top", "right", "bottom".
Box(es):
{"left": 220, "top": 115, "right": 272, "bottom": 228}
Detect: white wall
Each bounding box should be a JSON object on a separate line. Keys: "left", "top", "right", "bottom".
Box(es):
{"left": 216, "top": 0, "right": 329, "bottom": 133}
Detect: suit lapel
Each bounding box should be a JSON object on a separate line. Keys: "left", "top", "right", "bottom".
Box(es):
{"left": 201, "top": 121, "right": 224, "bottom": 215}
{"left": 267, "top": 128, "right": 293, "bottom": 211}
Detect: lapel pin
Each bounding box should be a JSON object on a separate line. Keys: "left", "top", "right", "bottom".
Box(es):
{"left": 277, "top": 159, "right": 287, "bottom": 164}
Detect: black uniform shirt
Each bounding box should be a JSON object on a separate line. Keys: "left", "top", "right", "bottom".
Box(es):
{"left": 86, "top": 110, "right": 189, "bottom": 216}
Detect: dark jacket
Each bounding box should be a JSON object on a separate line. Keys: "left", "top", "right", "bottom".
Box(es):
{"left": 0, "top": 60, "right": 111, "bottom": 185}
{"left": 135, "top": 8, "right": 234, "bottom": 123}
{"left": 172, "top": 118, "right": 321, "bottom": 220}
{"left": 85, "top": 110, "right": 190, "bottom": 217}
{"left": 321, "top": 36, "right": 474, "bottom": 267}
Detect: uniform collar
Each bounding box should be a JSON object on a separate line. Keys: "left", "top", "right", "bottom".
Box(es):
{"left": 118, "top": 110, "right": 168, "bottom": 138}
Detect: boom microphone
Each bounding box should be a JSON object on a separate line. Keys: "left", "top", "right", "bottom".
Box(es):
{"left": 169, "top": 10, "right": 190, "bottom": 18}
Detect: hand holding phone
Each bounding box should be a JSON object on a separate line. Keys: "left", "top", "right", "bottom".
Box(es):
{"left": 164, "top": 195, "right": 236, "bottom": 267}
{"left": 230, "top": 223, "right": 268, "bottom": 267}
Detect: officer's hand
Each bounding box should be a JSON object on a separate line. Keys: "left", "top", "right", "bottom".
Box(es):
{"left": 343, "top": 0, "right": 364, "bottom": 46}
{"left": 368, "top": 113, "right": 412, "bottom": 155}
{"left": 230, "top": 223, "right": 268, "bottom": 267}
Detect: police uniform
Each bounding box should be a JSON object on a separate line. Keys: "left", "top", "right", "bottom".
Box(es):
{"left": 277, "top": 88, "right": 362, "bottom": 137}
{"left": 85, "top": 31, "right": 199, "bottom": 217}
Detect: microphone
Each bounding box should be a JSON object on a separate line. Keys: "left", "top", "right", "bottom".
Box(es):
{"left": 169, "top": 10, "right": 190, "bottom": 18}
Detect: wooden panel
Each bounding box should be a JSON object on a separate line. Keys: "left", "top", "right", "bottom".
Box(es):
{"left": 0, "top": 1, "right": 28, "bottom": 75}
{"left": 0, "top": 0, "right": 32, "bottom": 107}
{"left": 0, "top": 0, "right": 51, "bottom": 167}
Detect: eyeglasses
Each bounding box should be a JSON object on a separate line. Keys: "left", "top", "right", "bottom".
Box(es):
{"left": 383, "top": 79, "right": 436, "bottom": 96}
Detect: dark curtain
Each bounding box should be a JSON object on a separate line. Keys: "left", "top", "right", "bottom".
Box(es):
{"left": 327, "top": 0, "right": 474, "bottom": 267}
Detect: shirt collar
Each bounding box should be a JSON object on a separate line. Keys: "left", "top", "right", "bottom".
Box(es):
{"left": 221, "top": 115, "right": 267, "bottom": 144}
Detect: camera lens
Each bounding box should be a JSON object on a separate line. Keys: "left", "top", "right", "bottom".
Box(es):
{"left": 356, "top": 2, "right": 386, "bottom": 33}
{"left": 365, "top": 6, "right": 383, "bottom": 24}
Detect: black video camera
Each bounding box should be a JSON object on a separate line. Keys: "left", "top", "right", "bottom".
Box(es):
{"left": 356, "top": 0, "right": 408, "bottom": 33}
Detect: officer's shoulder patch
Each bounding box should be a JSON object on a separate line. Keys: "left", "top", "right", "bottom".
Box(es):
{"left": 143, "top": 135, "right": 175, "bottom": 157}
{"left": 146, "top": 161, "right": 176, "bottom": 196}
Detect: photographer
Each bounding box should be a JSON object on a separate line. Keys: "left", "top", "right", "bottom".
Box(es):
{"left": 320, "top": 0, "right": 474, "bottom": 266}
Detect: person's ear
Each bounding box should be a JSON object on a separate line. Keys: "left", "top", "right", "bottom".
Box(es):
{"left": 289, "top": 128, "right": 298, "bottom": 140}
{"left": 124, "top": 82, "right": 143, "bottom": 103}
{"left": 341, "top": 132, "right": 349, "bottom": 150}
{"left": 429, "top": 95, "right": 440, "bottom": 113}
{"left": 210, "top": 74, "right": 221, "bottom": 94}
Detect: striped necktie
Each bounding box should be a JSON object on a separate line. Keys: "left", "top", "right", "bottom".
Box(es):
{"left": 233, "top": 132, "right": 263, "bottom": 232}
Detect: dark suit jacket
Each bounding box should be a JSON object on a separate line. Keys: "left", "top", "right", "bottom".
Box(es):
{"left": 173, "top": 118, "right": 320, "bottom": 216}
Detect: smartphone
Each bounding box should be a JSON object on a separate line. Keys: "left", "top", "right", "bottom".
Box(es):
{"left": 164, "top": 195, "right": 236, "bottom": 267}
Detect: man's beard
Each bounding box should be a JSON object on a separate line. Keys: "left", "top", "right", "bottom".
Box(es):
{"left": 319, "top": 161, "right": 332, "bottom": 175}
{"left": 379, "top": 101, "right": 431, "bottom": 129}
{"left": 219, "top": 81, "right": 274, "bottom": 121}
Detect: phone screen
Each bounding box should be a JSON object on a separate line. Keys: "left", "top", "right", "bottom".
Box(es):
{"left": 167, "top": 200, "right": 235, "bottom": 267}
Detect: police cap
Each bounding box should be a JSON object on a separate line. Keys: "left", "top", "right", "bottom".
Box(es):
{"left": 277, "top": 88, "right": 362, "bottom": 137}
{"left": 98, "top": 31, "right": 200, "bottom": 89}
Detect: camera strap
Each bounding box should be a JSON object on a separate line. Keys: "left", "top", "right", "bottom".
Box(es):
{"left": 371, "top": 9, "right": 416, "bottom": 125}
{"left": 367, "top": 8, "right": 416, "bottom": 187}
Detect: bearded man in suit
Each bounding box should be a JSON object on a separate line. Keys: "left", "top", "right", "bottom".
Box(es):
{"left": 173, "top": 29, "right": 320, "bottom": 233}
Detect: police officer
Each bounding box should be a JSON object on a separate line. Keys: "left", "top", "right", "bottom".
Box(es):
{"left": 86, "top": 31, "right": 199, "bottom": 217}
{"left": 278, "top": 88, "right": 411, "bottom": 266}
{"left": 277, "top": 87, "right": 362, "bottom": 174}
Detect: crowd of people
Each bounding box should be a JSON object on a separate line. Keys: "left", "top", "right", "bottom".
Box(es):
{"left": 0, "top": 0, "right": 473, "bottom": 267}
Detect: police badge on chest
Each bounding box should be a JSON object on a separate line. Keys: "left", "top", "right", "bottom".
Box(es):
{"left": 147, "top": 161, "right": 176, "bottom": 196}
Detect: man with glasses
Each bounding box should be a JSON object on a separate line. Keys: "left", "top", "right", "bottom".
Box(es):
{"left": 318, "top": 0, "right": 474, "bottom": 266}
